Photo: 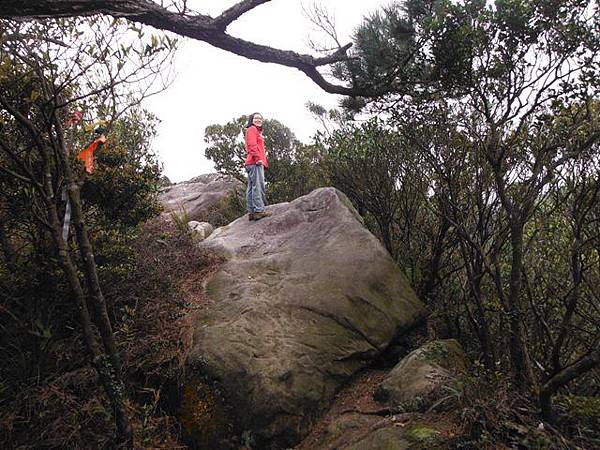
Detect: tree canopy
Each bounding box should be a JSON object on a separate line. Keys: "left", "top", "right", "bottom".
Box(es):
{"left": 312, "top": 0, "right": 600, "bottom": 426}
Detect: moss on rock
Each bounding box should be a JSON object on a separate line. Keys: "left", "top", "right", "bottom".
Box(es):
{"left": 404, "top": 425, "right": 440, "bottom": 442}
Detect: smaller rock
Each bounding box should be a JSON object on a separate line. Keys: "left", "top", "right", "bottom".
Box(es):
{"left": 159, "top": 173, "right": 243, "bottom": 221}
{"left": 305, "top": 413, "right": 441, "bottom": 450}
{"left": 187, "top": 221, "right": 214, "bottom": 240}
{"left": 347, "top": 426, "right": 411, "bottom": 450}
{"left": 307, "top": 413, "right": 411, "bottom": 450}
{"left": 404, "top": 425, "right": 441, "bottom": 444}
{"left": 374, "top": 339, "right": 467, "bottom": 412}
{"left": 317, "top": 413, "right": 378, "bottom": 449}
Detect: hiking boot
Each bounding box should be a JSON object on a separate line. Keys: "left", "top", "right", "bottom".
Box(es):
{"left": 252, "top": 210, "right": 272, "bottom": 220}
{"left": 248, "top": 213, "right": 256, "bottom": 221}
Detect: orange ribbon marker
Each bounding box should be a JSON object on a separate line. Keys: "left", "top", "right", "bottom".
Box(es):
{"left": 76, "top": 135, "right": 106, "bottom": 173}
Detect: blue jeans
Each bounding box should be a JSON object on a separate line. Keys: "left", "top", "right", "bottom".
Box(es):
{"left": 246, "top": 164, "right": 266, "bottom": 213}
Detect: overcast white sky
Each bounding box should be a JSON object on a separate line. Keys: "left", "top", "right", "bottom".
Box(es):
{"left": 143, "top": 0, "right": 389, "bottom": 183}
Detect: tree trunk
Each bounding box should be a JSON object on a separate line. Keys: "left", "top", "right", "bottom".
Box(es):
{"left": 551, "top": 237, "right": 582, "bottom": 374}
{"left": 540, "top": 349, "right": 600, "bottom": 422}
{"left": 41, "top": 168, "right": 133, "bottom": 444}
{"left": 377, "top": 217, "right": 395, "bottom": 258}
{"left": 456, "top": 234, "right": 495, "bottom": 370}
{"left": 0, "top": 221, "right": 17, "bottom": 273}
{"left": 65, "top": 170, "right": 123, "bottom": 376}
{"left": 52, "top": 108, "right": 123, "bottom": 377}
{"left": 472, "top": 274, "right": 495, "bottom": 371}
{"left": 419, "top": 217, "right": 449, "bottom": 301}
{"left": 0, "top": 0, "right": 371, "bottom": 96}
{"left": 32, "top": 122, "right": 134, "bottom": 442}
{"left": 507, "top": 219, "right": 536, "bottom": 388}
{"left": 0, "top": 51, "right": 133, "bottom": 445}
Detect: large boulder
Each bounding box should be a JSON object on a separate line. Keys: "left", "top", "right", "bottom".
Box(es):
{"left": 374, "top": 339, "right": 467, "bottom": 412}
{"left": 159, "top": 173, "right": 243, "bottom": 221}
{"left": 183, "top": 187, "right": 428, "bottom": 448}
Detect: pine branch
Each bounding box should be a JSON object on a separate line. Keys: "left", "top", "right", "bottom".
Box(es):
{"left": 0, "top": 0, "right": 377, "bottom": 96}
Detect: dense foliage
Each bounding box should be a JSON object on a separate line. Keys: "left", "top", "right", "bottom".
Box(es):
{"left": 0, "top": 16, "right": 176, "bottom": 445}
{"left": 309, "top": 0, "right": 600, "bottom": 445}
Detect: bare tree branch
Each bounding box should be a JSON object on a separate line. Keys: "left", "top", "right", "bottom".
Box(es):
{"left": 0, "top": 0, "right": 371, "bottom": 95}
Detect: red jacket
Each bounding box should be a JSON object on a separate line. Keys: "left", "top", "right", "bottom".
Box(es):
{"left": 244, "top": 125, "right": 268, "bottom": 168}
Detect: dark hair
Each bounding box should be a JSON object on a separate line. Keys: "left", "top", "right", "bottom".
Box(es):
{"left": 246, "top": 112, "right": 262, "bottom": 128}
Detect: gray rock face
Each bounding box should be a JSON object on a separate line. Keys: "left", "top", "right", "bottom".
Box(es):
{"left": 159, "top": 173, "right": 243, "bottom": 221}
{"left": 185, "top": 187, "right": 428, "bottom": 447}
{"left": 375, "top": 339, "right": 467, "bottom": 412}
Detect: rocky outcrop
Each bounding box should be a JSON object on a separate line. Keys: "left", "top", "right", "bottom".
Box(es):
{"left": 159, "top": 173, "right": 243, "bottom": 221}
{"left": 374, "top": 339, "right": 467, "bottom": 412}
{"left": 183, "top": 187, "right": 428, "bottom": 448}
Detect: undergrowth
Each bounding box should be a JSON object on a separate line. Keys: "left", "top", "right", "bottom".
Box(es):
{"left": 1, "top": 214, "right": 598, "bottom": 449}
{"left": 0, "top": 217, "right": 223, "bottom": 449}
{"left": 445, "top": 362, "right": 600, "bottom": 450}
{"left": 194, "top": 190, "right": 246, "bottom": 228}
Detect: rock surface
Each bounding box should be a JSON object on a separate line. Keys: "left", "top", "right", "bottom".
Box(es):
{"left": 375, "top": 339, "right": 467, "bottom": 412}
{"left": 185, "top": 187, "right": 428, "bottom": 447}
{"left": 187, "top": 221, "right": 214, "bottom": 240}
{"left": 294, "top": 367, "right": 453, "bottom": 450}
{"left": 309, "top": 413, "right": 411, "bottom": 450}
{"left": 159, "top": 173, "right": 243, "bottom": 221}
{"left": 347, "top": 425, "right": 412, "bottom": 450}
{"left": 305, "top": 412, "right": 445, "bottom": 449}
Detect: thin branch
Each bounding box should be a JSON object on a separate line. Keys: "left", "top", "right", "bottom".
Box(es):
{"left": 213, "top": 0, "right": 270, "bottom": 31}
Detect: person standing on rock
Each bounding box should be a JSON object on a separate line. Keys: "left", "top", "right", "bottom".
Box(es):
{"left": 245, "top": 112, "right": 272, "bottom": 221}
